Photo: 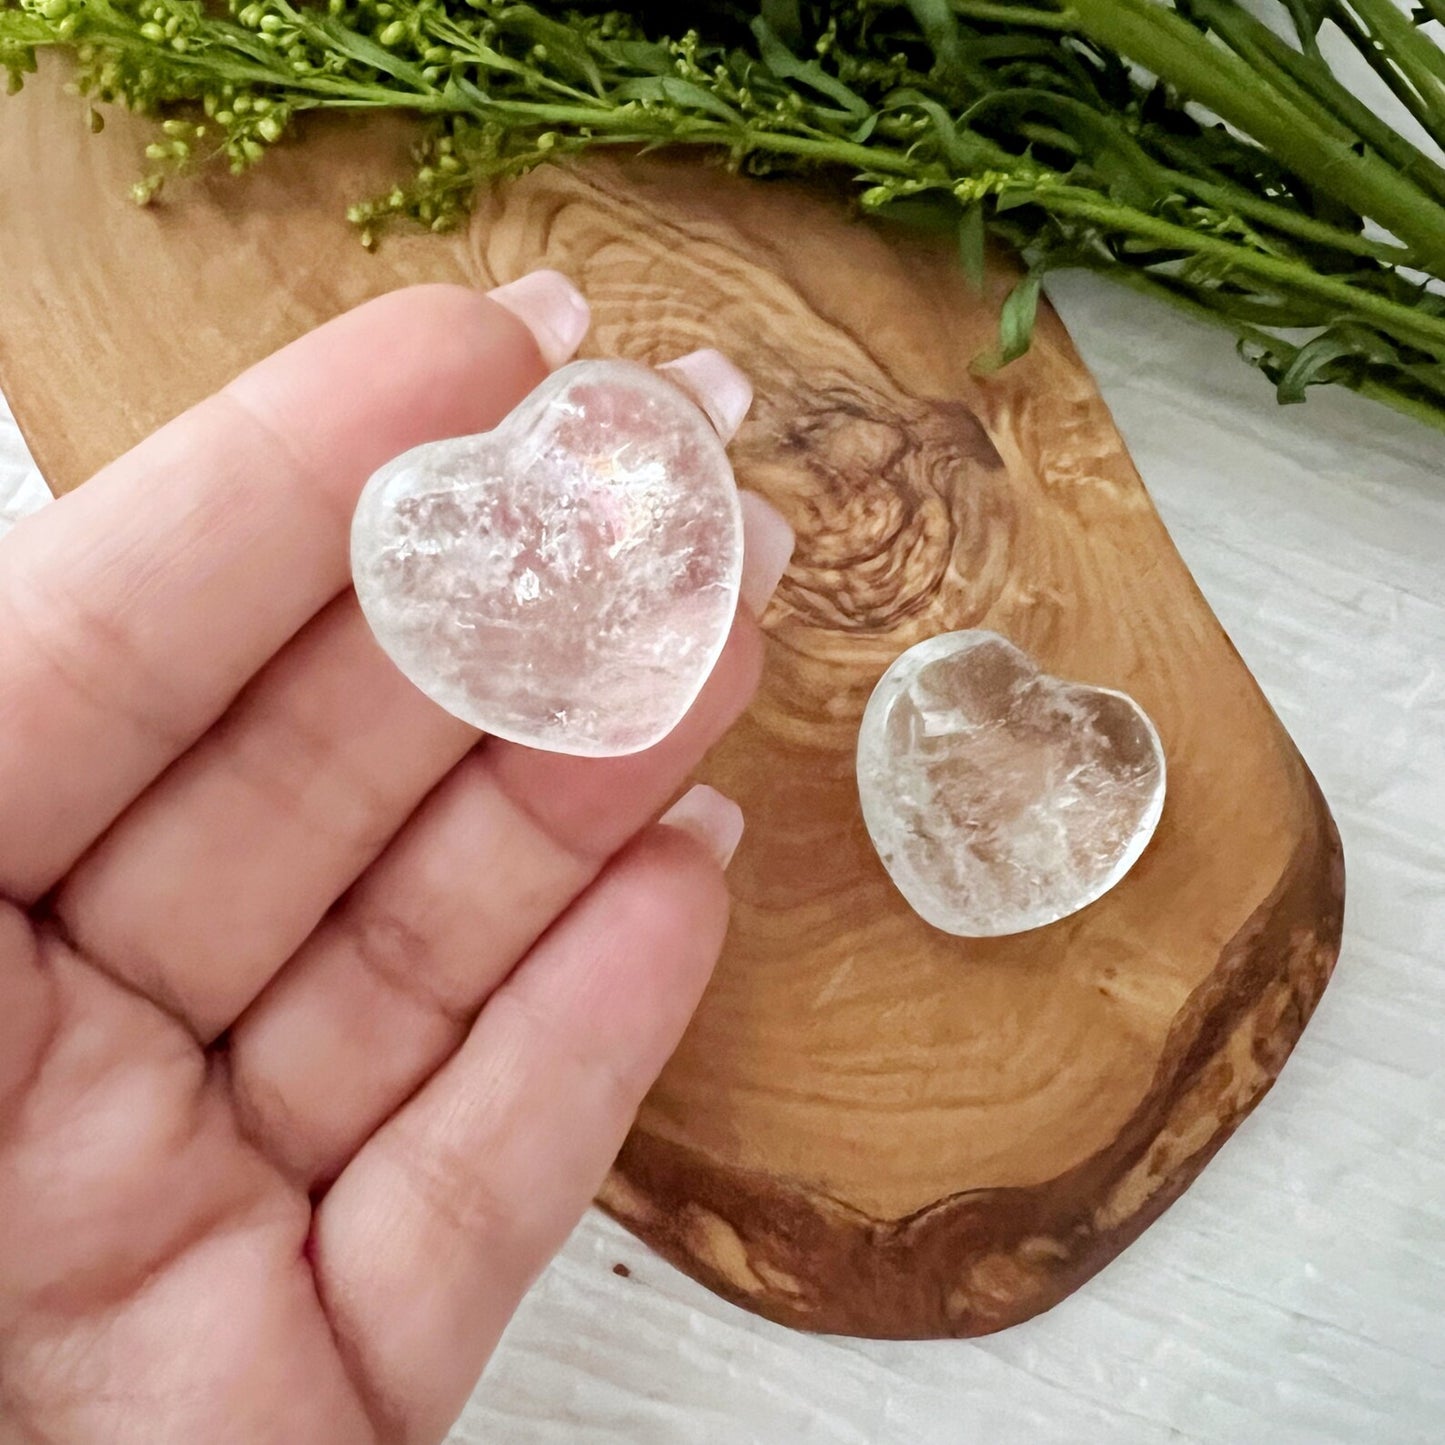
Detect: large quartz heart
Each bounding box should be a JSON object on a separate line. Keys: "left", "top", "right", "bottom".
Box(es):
{"left": 856, "top": 631, "right": 1166, "bottom": 937}
{"left": 352, "top": 359, "right": 744, "bottom": 756}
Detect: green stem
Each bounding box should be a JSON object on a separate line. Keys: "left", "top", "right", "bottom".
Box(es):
{"left": 1042, "top": 185, "right": 1445, "bottom": 352}
{"left": 1341, "top": 0, "right": 1445, "bottom": 88}
{"left": 1280, "top": 0, "right": 1325, "bottom": 59}
{"left": 1086, "top": 263, "right": 1445, "bottom": 428}
{"left": 1193, "top": 0, "right": 1445, "bottom": 206}
{"left": 998, "top": 91, "right": 1416, "bottom": 262}
{"left": 946, "top": 1, "right": 1080, "bottom": 29}
{"left": 1158, "top": 167, "right": 1418, "bottom": 263}
{"left": 1328, "top": 1, "right": 1445, "bottom": 154}
{"left": 1069, "top": 0, "right": 1445, "bottom": 264}
{"left": 753, "top": 143, "right": 1441, "bottom": 347}
{"left": 419, "top": 13, "right": 599, "bottom": 105}
{"left": 1089, "top": 260, "right": 1309, "bottom": 355}
{"left": 1349, "top": 374, "right": 1445, "bottom": 430}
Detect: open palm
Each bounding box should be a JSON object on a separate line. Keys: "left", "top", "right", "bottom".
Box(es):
{"left": 0, "top": 278, "right": 785, "bottom": 1443}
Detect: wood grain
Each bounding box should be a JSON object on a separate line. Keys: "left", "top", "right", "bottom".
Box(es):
{"left": 0, "top": 73, "right": 1343, "bottom": 1339}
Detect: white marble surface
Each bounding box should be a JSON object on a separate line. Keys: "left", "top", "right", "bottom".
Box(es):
{"left": 2, "top": 274, "right": 1441, "bottom": 1441}
{"left": 0, "top": 393, "right": 49, "bottom": 532}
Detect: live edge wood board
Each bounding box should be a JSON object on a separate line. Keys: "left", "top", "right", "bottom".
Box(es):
{"left": 0, "top": 77, "right": 1344, "bottom": 1340}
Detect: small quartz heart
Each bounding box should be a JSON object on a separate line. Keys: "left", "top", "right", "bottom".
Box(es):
{"left": 856, "top": 631, "right": 1166, "bottom": 937}
{"left": 352, "top": 359, "right": 744, "bottom": 756}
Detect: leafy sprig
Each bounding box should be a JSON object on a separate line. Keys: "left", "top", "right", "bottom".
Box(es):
{"left": 4, "top": 0, "right": 1445, "bottom": 428}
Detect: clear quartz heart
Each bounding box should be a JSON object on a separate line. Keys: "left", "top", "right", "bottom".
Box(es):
{"left": 352, "top": 359, "right": 744, "bottom": 757}
{"left": 856, "top": 631, "right": 1166, "bottom": 937}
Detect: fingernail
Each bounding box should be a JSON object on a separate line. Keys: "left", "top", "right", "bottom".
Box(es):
{"left": 660, "top": 784, "right": 745, "bottom": 869}
{"left": 657, "top": 349, "right": 753, "bottom": 442}
{"left": 738, "top": 491, "right": 794, "bottom": 618}
{"left": 488, "top": 270, "right": 591, "bottom": 369}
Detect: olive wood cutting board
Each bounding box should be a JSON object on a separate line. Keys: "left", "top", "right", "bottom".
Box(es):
{"left": 0, "top": 74, "right": 1344, "bottom": 1339}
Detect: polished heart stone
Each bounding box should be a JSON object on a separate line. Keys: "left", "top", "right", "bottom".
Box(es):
{"left": 856, "top": 631, "right": 1166, "bottom": 937}
{"left": 352, "top": 359, "right": 744, "bottom": 757}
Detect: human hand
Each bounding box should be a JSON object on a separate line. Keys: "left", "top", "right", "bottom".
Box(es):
{"left": 0, "top": 275, "right": 792, "bottom": 1443}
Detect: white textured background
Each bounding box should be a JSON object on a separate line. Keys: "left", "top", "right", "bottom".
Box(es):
{"left": 2, "top": 274, "right": 1441, "bottom": 1441}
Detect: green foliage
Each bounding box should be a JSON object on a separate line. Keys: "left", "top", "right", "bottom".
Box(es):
{"left": 973, "top": 272, "right": 1042, "bottom": 372}
{"left": 4, "top": 0, "right": 1445, "bottom": 427}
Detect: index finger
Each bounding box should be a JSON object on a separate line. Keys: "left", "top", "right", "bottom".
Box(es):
{"left": 0, "top": 274, "right": 588, "bottom": 902}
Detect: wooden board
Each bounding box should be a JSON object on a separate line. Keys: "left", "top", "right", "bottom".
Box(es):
{"left": 0, "top": 72, "right": 1343, "bottom": 1340}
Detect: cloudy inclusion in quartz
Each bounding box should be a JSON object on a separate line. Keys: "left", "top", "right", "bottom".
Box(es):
{"left": 352, "top": 360, "right": 744, "bottom": 756}
{"left": 857, "top": 632, "right": 1166, "bottom": 937}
